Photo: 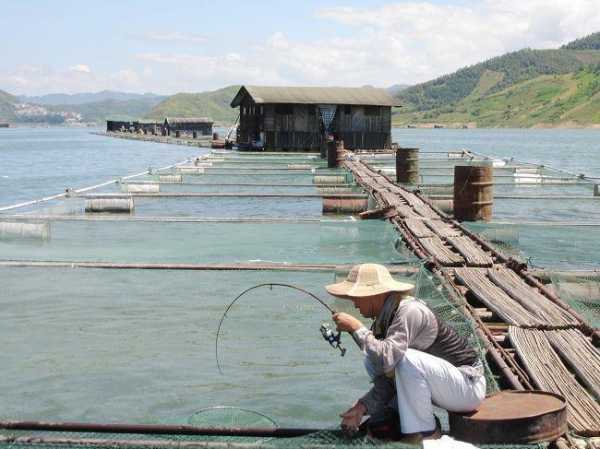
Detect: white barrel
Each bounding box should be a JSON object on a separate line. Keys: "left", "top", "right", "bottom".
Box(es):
{"left": 287, "top": 164, "right": 312, "bottom": 170}
{"left": 313, "top": 175, "right": 347, "bottom": 185}
{"left": 85, "top": 198, "right": 134, "bottom": 213}
{"left": 121, "top": 184, "right": 160, "bottom": 193}
{"left": 159, "top": 175, "right": 183, "bottom": 183}
{"left": 0, "top": 222, "right": 50, "bottom": 240}
{"left": 177, "top": 167, "right": 205, "bottom": 174}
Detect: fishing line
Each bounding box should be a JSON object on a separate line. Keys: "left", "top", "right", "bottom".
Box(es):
{"left": 215, "top": 283, "right": 335, "bottom": 375}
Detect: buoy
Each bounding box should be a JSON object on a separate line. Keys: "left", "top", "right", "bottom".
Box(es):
{"left": 322, "top": 196, "right": 368, "bottom": 214}
{"left": 313, "top": 175, "right": 347, "bottom": 185}
{"left": 121, "top": 184, "right": 160, "bottom": 193}
{"left": 158, "top": 175, "right": 183, "bottom": 183}
{"left": 0, "top": 222, "right": 50, "bottom": 240}
{"left": 85, "top": 198, "right": 134, "bottom": 213}
{"left": 177, "top": 167, "right": 205, "bottom": 174}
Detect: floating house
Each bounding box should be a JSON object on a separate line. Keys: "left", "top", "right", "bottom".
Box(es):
{"left": 230, "top": 85, "right": 399, "bottom": 151}
{"left": 106, "top": 120, "right": 133, "bottom": 133}
{"left": 164, "top": 117, "right": 213, "bottom": 138}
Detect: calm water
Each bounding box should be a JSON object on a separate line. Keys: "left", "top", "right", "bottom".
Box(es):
{"left": 0, "top": 127, "right": 599, "bottom": 427}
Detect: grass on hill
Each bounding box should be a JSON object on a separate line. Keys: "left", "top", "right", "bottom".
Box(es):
{"left": 145, "top": 86, "right": 240, "bottom": 124}
{"left": 393, "top": 66, "right": 600, "bottom": 127}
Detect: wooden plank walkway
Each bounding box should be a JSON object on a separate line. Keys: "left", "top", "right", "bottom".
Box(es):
{"left": 509, "top": 327, "right": 600, "bottom": 435}
{"left": 343, "top": 157, "right": 600, "bottom": 435}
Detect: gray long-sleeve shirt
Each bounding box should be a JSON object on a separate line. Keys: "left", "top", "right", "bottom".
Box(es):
{"left": 354, "top": 296, "right": 438, "bottom": 415}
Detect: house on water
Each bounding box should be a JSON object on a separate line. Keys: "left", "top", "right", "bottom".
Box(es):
{"left": 230, "top": 85, "right": 399, "bottom": 151}
{"left": 164, "top": 117, "right": 213, "bottom": 138}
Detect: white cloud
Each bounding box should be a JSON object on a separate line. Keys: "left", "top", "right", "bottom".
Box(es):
{"left": 139, "top": 31, "right": 208, "bottom": 44}
{"left": 0, "top": 65, "right": 145, "bottom": 95}
{"left": 3, "top": 1, "right": 600, "bottom": 95}
{"left": 68, "top": 64, "right": 91, "bottom": 74}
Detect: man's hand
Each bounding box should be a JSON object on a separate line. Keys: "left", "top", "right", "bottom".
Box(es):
{"left": 340, "top": 401, "right": 367, "bottom": 435}
{"left": 332, "top": 312, "right": 363, "bottom": 333}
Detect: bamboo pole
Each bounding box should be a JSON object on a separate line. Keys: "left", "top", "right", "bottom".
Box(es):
{"left": 0, "top": 420, "right": 320, "bottom": 438}
{"left": 76, "top": 193, "right": 367, "bottom": 199}
{"left": 0, "top": 260, "right": 417, "bottom": 274}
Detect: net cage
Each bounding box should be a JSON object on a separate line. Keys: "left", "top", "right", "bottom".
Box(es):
{"left": 0, "top": 147, "right": 597, "bottom": 449}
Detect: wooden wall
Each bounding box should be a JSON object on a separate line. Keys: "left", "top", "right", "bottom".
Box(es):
{"left": 236, "top": 95, "right": 391, "bottom": 150}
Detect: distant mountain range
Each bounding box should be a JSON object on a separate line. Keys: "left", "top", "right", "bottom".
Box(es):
{"left": 2, "top": 32, "right": 600, "bottom": 127}
{"left": 18, "top": 90, "right": 166, "bottom": 106}
{"left": 394, "top": 32, "right": 600, "bottom": 127}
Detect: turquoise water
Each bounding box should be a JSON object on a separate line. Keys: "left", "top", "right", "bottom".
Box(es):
{"left": 1, "top": 127, "right": 599, "bottom": 427}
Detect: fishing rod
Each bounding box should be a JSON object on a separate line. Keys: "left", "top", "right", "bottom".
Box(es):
{"left": 215, "top": 283, "right": 357, "bottom": 374}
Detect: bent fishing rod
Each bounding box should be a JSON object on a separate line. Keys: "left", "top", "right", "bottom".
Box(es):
{"left": 215, "top": 282, "right": 361, "bottom": 374}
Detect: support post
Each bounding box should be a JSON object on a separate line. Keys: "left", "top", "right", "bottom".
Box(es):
{"left": 327, "top": 141, "right": 338, "bottom": 168}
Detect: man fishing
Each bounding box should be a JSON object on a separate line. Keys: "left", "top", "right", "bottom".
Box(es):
{"left": 328, "top": 263, "right": 486, "bottom": 443}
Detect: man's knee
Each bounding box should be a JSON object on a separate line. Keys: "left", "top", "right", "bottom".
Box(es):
{"left": 396, "top": 348, "right": 425, "bottom": 377}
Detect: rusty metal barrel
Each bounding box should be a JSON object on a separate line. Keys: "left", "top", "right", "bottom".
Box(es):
{"left": 396, "top": 147, "right": 419, "bottom": 184}
{"left": 449, "top": 390, "right": 567, "bottom": 444}
{"left": 322, "top": 195, "right": 368, "bottom": 214}
{"left": 453, "top": 164, "right": 493, "bottom": 221}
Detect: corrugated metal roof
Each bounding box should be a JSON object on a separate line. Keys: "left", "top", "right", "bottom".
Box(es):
{"left": 230, "top": 85, "right": 400, "bottom": 107}
{"left": 166, "top": 117, "right": 213, "bottom": 124}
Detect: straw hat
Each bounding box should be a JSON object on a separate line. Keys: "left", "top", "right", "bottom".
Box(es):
{"left": 326, "top": 264, "right": 415, "bottom": 298}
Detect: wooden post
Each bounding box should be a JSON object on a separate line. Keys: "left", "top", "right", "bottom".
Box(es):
{"left": 594, "top": 184, "right": 599, "bottom": 197}
{"left": 327, "top": 141, "right": 338, "bottom": 168}
{"left": 396, "top": 147, "right": 419, "bottom": 184}
{"left": 454, "top": 165, "right": 494, "bottom": 221}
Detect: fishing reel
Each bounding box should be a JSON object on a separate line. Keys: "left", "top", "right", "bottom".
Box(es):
{"left": 320, "top": 322, "right": 346, "bottom": 356}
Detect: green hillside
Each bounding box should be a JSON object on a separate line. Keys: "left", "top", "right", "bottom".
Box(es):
{"left": 394, "top": 32, "right": 600, "bottom": 127}
{"left": 48, "top": 97, "right": 163, "bottom": 123}
{"left": 145, "top": 86, "right": 240, "bottom": 124}
{"left": 0, "top": 89, "right": 17, "bottom": 122}
{"left": 394, "top": 65, "right": 600, "bottom": 127}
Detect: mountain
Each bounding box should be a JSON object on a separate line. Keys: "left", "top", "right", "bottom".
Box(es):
{"left": 48, "top": 97, "right": 165, "bottom": 123}
{"left": 394, "top": 33, "right": 600, "bottom": 127}
{"left": 19, "top": 90, "right": 165, "bottom": 106}
{"left": 387, "top": 84, "right": 410, "bottom": 96}
{"left": 561, "top": 32, "right": 600, "bottom": 50}
{"left": 0, "top": 89, "right": 17, "bottom": 122}
{"left": 145, "top": 86, "right": 240, "bottom": 124}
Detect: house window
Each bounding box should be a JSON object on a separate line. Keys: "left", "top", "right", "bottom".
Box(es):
{"left": 365, "top": 106, "right": 380, "bottom": 116}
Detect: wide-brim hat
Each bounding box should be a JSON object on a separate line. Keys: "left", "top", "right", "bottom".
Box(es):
{"left": 326, "top": 263, "right": 415, "bottom": 298}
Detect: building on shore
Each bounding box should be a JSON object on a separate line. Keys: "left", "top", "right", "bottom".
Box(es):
{"left": 164, "top": 117, "right": 213, "bottom": 138}
{"left": 0, "top": 123, "right": 10, "bottom": 128}
{"left": 230, "top": 85, "right": 399, "bottom": 151}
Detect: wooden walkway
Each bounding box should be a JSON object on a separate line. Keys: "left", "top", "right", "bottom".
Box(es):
{"left": 343, "top": 159, "right": 600, "bottom": 436}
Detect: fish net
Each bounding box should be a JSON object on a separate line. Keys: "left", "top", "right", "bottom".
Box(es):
{"left": 550, "top": 272, "right": 600, "bottom": 327}
{"left": 0, "top": 429, "right": 550, "bottom": 449}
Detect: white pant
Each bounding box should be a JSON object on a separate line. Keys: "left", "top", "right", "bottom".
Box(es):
{"left": 364, "top": 349, "right": 486, "bottom": 434}
{"left": 393, "top": 349, "right": 486, "bottom": 434}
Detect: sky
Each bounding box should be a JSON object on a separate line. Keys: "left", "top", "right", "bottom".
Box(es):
{"left": 1, "top": 0, "right": 600, "bottom": 96}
